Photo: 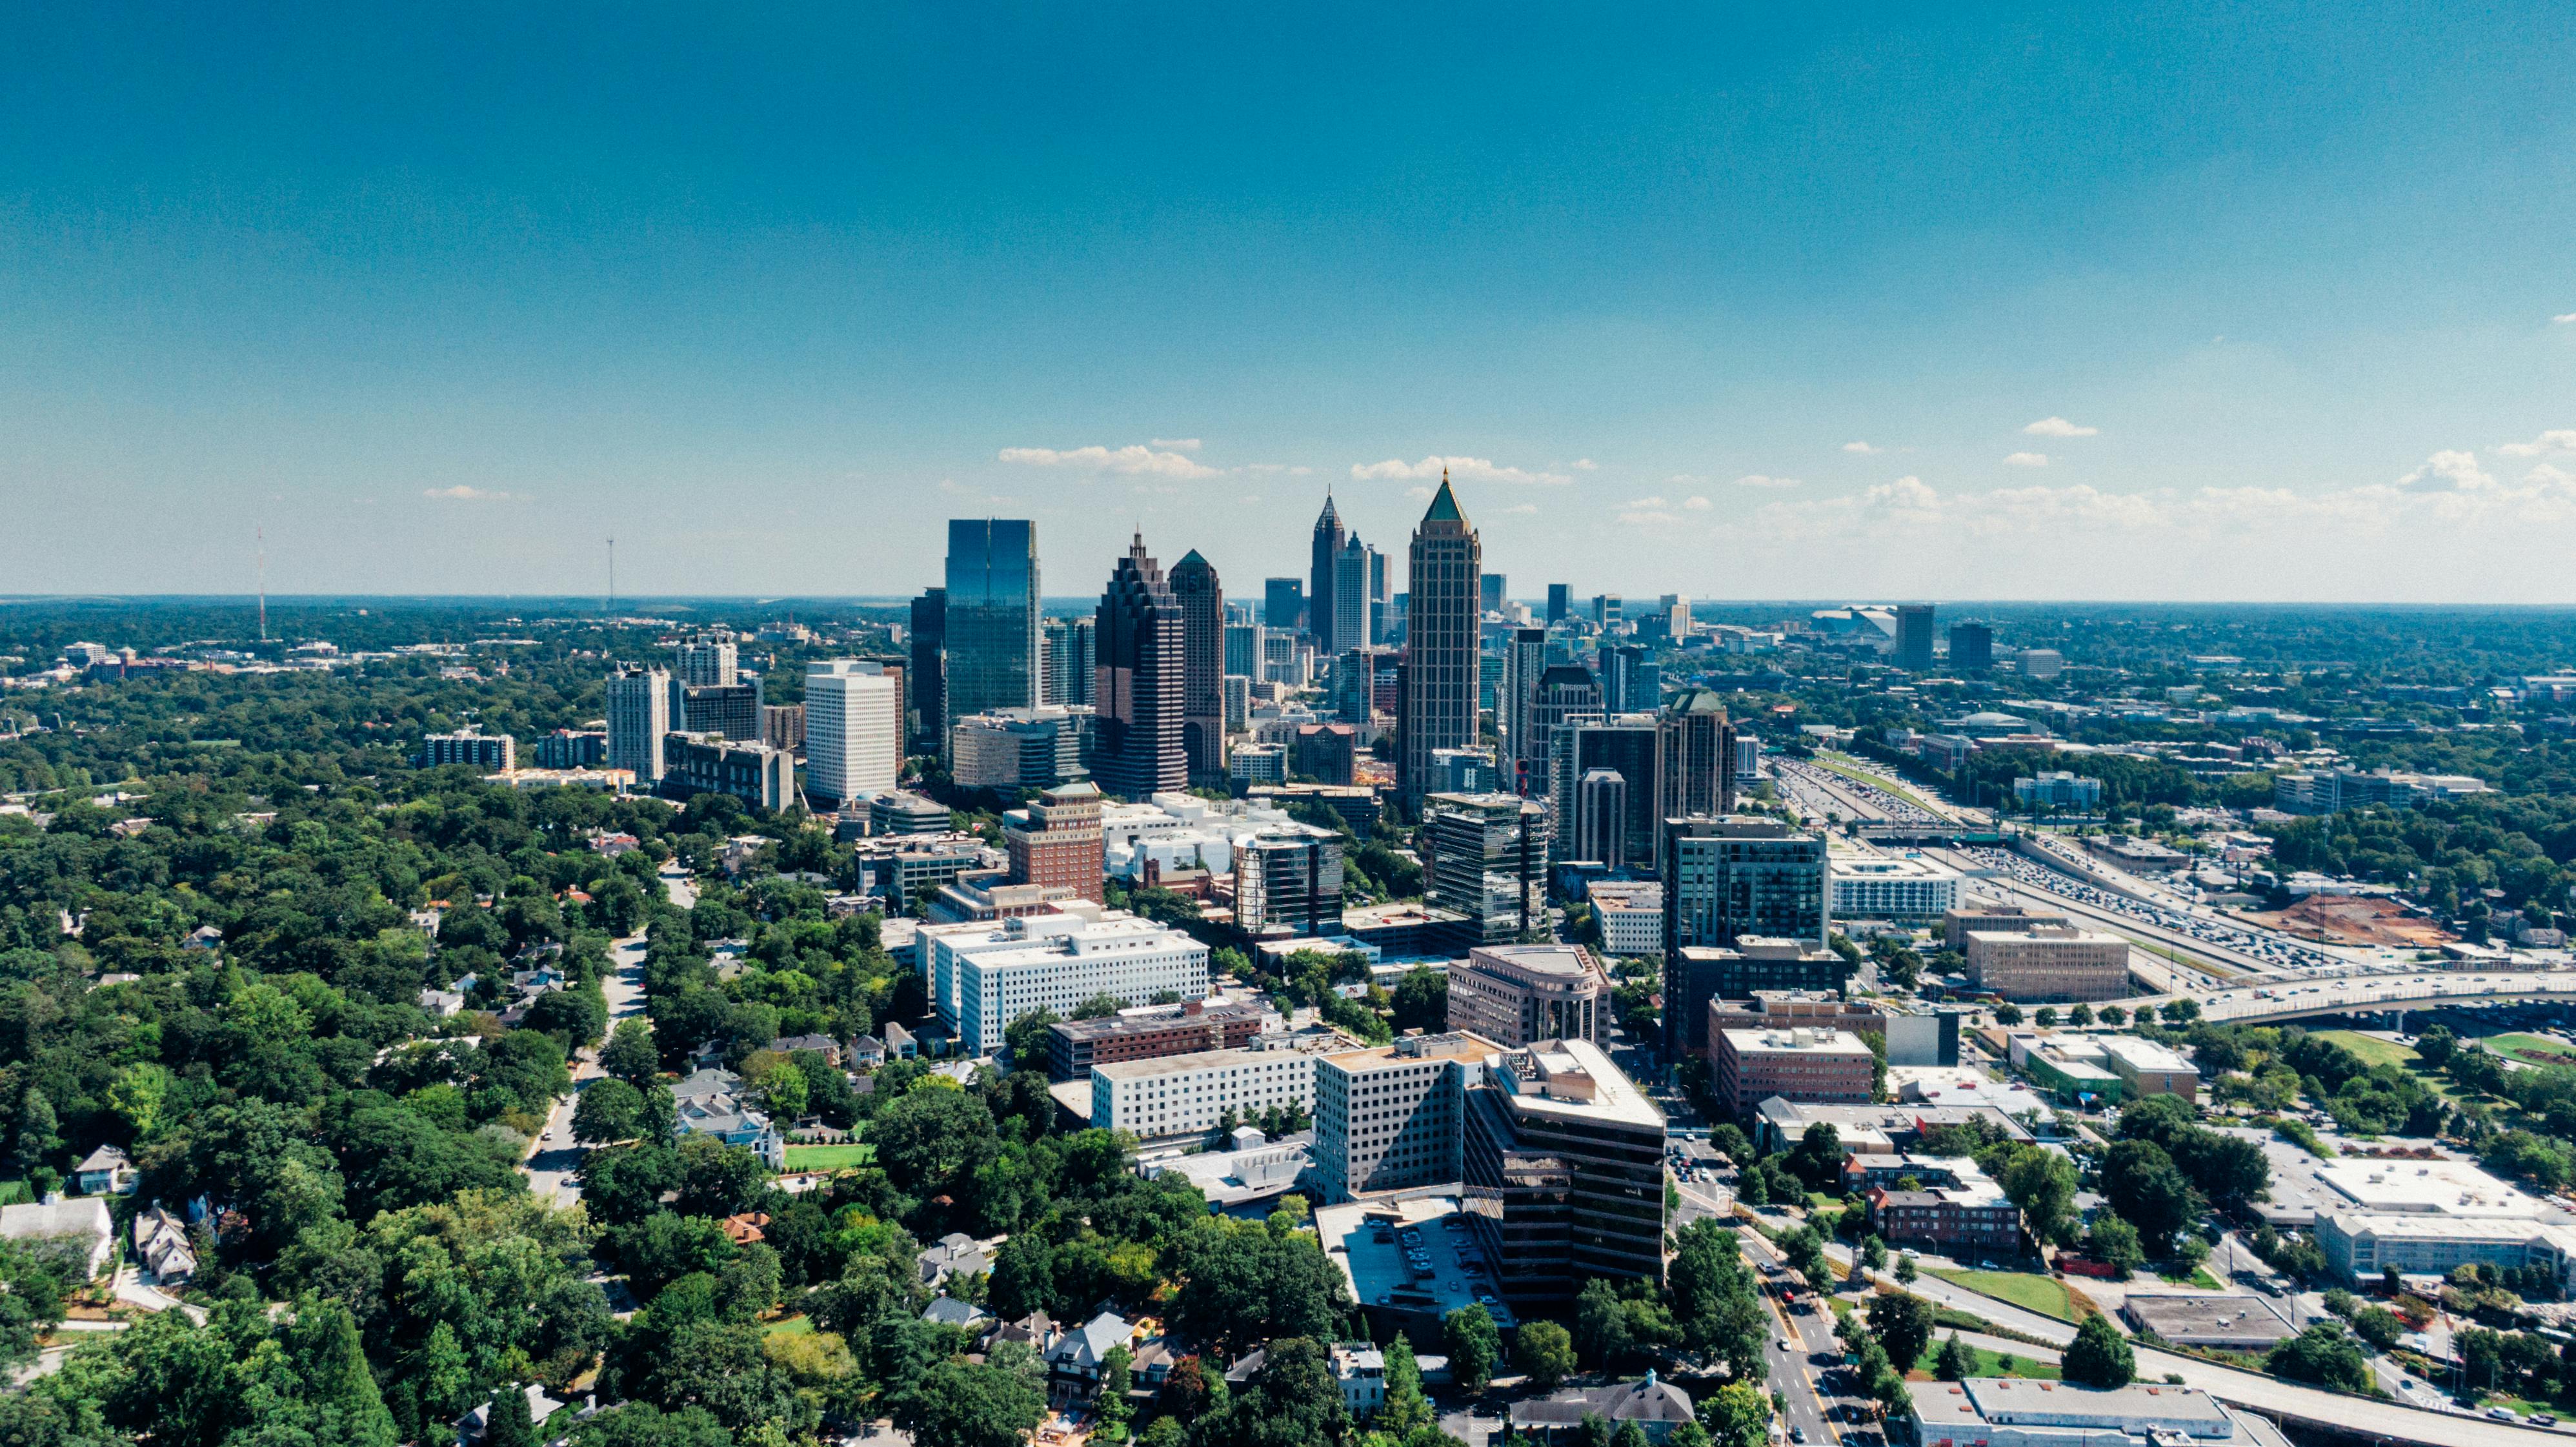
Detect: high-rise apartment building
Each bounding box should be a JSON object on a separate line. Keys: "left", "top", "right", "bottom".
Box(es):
{"left": 1948, "top": 621, "right": 1994, "bottom": 673}
{"left": 1500, "top": 628, "right": 1547, "bottom": 796}
{"left": 1547, "top": 714, "right": 1662, "bottom": 871}
{"left": 1574, "top": 768, "right": 1629, "bottom": 869}
{"left": 1043, "top": 616, "right": 1096, "bottom": 707}
{"left": 761, "top": 703, "right": 805, "bottom": 754}
{"left": 1895, "top": 603, "right": 1937, "bottom": 672}
{"left": 1662, "top": 818, "right": 1829, "bottom": 1051}
{"left": 1263, "top": 577, "right": 1305, "bottom": 632}
{"left": 1092, "top": 534, "right": 1187, "bottom": 798}
{"left": 675, "top": 633, "right": 738, "bottom": 688}
{"left": 909, "top": 587, "right": 947, "bottom": 749}
{"left": 421, "top": 727, "right": 515, "bottom": 771}
{"left": 1003, "top": 780, "right": 1105, "bottom": 902}
{"left": 678, "top": 681, "right": 763, "bottom": 741}
{"left": 1546, "top": 584, "right": 1571, "bottom": 625}
{"left": 1424, "top": 791, "right": 1547, "bottom": 942}
{"left": 1598, "top": 643, "right": 1658, "bottom": 714}
{"left": 1524, "top": 664, "right": 1602, "bottom": 803}
{"left": 662, "top": 733, "right": 798, "bottom": 811}
{"left": 1591, "top": 594, "right": 1623, "bottom": 629}
{"left": 606, "top": 665, "right": 671, "bottom": 784}
{"left": 1658, "top": 689, "right": 1738, "bottom": 822}
{"left": 1223, "top": 622, "right": 1262, "bottom": 681}
{"left": 1234, "top": 828, "right": 1345, "bottom": 938}
{"left": 1446, "top": 944, "right": 1609, "bottom": 1047}
{"left": 1670, "top": 939, "right": 1849, "bottom": 1055}
{"left": 1169, "top": 550, "right": 1227, "bottom": 778}
{"left": 803, "top": 660, "right": 902, "bottom": 808}
{"left": 944, "top": 519, "right": 1041, "bottom": 720}
{"left": 1400, "top": 476, "right": 1482, "bottom": 800}
{"left": 1309, "top": 496, "right": 1346, "bottom": 649}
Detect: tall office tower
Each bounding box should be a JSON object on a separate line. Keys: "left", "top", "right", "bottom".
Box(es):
{"left": 605, "top": 665, "right": 672, "bottom": 784}
{"left": 1549, "top": 715, "right": 1662, "bottom": 871}
{"left": 944, "top": 519, "right": 1041, "bottom": 720}
{"left": 1949, "top": 620, "right": 1994, "bottom": 673}
{"left": 1309, "top": 495, "right": 1346, "bottom": 649}
{"left": 1325, "top": 534, "right": 1373, "bottom": 654}
{"left": 1575, "top": 768, "right": 1630, "bottom": 869}
{"left": 1400, "top": 475, "right": 1483, "bottom": 801}
{"left": 1460, "top": 1038, "right": 1666, "bottom": 1310}
{"left": 1658, "top": 688, "right": 1738, "bottom": 821}
{"left": 1600, "top": 642, "right": 1662, "bottom": 714}
{"left": 1591, "top": 594, "right": 1623, "bottom": 629}
{"left": 1546, "top": 584, "right": 1571, "bottom": 625}
{"left": 675, "top": 634, "right": 739, "bottom": 688}
{"left": 1423, "top": 791, "right": 1548, "bottom": 942}
{"left": 679, "top": 681, "right": 764, "bottom": 740}
{"left": 1222, "top": 674, "right": 1251, "bottom": 731}
{"left": 1330, "top": 649, "right": 1378, "bottom": 724}
{"left": 1660, "top": 816, "right": 1830, "bottom": 1051}
{"left": 1042, "top": 616, "right": 1096, "bottom": 707}
{"left": 1367, "top": 547, "right": 1390, "bottom": 645}
{"left": 1260, "top": 630, "right": 1309, "bottom": 686}
{"left": 1895, "top": 603, "right": 1937, "bottom": 671}
{"left": 1524, "top": 663, "right": 1602, "bottom": 801}
{"left": 1004, "top": 780, "right": 1105, "bottom": 902}
{"left": 1092, "top": 532, "right": 1188, "bottom": 799}
{"left": 909, "top": 587, "right": 947, "bottom": 749}
{"left": 1480, "top": 572, "right": 1507, "bottom": 615}
{"left": 1263, "top": 577, "right": 1305, "bottom": 632}
{"left": 1168, "top": 550, "right": 1227, "bottom": 778}
{"left": 1500, "top": 628, "right": 1547, "bottom": 794}
{"left": 1223, "top": 623, "right": 1262, "bottom": 680}
{"left": 1234, "top": 829, "right": 1346, "bottom": 938}
{"left": 803, "top": 660, "right": 902, "bottom": 808}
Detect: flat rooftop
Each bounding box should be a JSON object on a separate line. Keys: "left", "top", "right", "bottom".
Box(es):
{"left": 1093, "top": 1046, "right": 1305, "bottom": 1082}
{"left": 2122, "top": 1293, "right": 2293, "bottom": 1343}
{"left": 1322, "top": 1031, "right": 1500, "bottom": 1073}
{"left": 2095, "top": 1035, "right": 2198, "bottom": 1073}
{"left": 1720, "top": 1026, "right": 1875, "bottom": 1057}
{"left": 2316, "top": 1156, "right": 2543, "bottom": 1217}
{"left": 1469, "top": 944, "right": 1597, "bottom": 978}
{"left": 1961, "top": 1378, "right": 2233, "bottom": 1435}
{"left": 1315, "top": 1195, "right": 1514, "bottom": 1330}
{"left": 1493, "top": 1037, "right": 1665, "bottom": 1131}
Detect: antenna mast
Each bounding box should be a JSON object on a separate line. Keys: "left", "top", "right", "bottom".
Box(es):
{"left": 607, "top": 536, "right": 616, "bottom": 615}
{"left": 256, "top": 526, "right": 268, "bottom": 643}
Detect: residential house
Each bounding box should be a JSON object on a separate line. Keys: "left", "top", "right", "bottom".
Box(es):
{"left": 922, "top": 1295, "right": 991, "bottom": 1330}
{"left": 75, "top": 1144, "right": 137, "bottom": 1196}
{"left": 455, "top": 1384, "right": 572, "bottom": 1447}
{"left": 133, "top": 1204, "right": 196, "bottom": 1285}
{"left": 669, "top": 1067, "right": 786, "bottom": 1169}
{"left": 917, "top": 1231, "right": 992, "bottom": 1288}
{"left": 0, "top": 1196, "right": 114, "bottom": 1280}
{"left": 1047, "top": 1311, "right": 1137, "bottom": 1403}
{"left": 769, "top": 1034, "right": 843, "bottom": 1068}
{"left": 1510, "top": 1373, "right": 1698, "bottom": 1443}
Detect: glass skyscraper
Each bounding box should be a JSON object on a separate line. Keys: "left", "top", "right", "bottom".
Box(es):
{"left": 943, "top": 520, "right": 1041, "bottom": 721}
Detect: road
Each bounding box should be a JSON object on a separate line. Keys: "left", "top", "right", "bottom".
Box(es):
{"left": 522, "top": 929, "right": 652, "bottom": 1208}
{"left": 1738, "top": 1222, "right": 1877, "bottom": 1446}
{"left": 661, "top": 864, "right": 698, "bottom": 910}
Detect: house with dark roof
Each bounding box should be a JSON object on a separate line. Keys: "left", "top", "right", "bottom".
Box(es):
{"left": 1510, "top": 1372, "right": 1697, "bottom": 1443}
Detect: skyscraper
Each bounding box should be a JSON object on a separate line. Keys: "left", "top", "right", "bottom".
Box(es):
{"left": 1895, "top": 603, "right": 1937, "bottom": 671}
{"left": 606, "top": 665, "right": 671, "bottom": 785}
{"left": 1327, "top": 532, "right": 1374, "bottom": 655}
{"left": 675, "top": 634, "right": 738, "bottom": 687}
{"left": 944, "top": 520, "right": 1041, "bottom": 720}
{"left": 1401, "top": 474, "right": 1482, "bottom": 801}
{"left": 1480, "top": 572, "right": 1506, "bottom": 614}
{"left": 1309, "top": 496, "right": 1346, "bottom": 649}
{"left": 1658, "top": 687, "right": 1738, "bottom": 821}
{"left": 1598, "top": 642, "right": 1658, "bottom": 713}
{"left": 1949, "top": 620, "right": 1994, "bottom": 673}
{"left": 1092, "top": 532, "right": 1187, "bottom": 798}
{"left": 1546, "top": 584, "right": 1571, "bottom": 625}
{"left": 1169, "top": 549, "right": 1227, "bottom": 778}
{"left": 1549, "top": 714, "right": 1662, "bottom": 871}
{"left": 1223, "top": 622, "right": 1262, "bottom": 680}
{"left": 1524, "top": 663, "right": 1602, "bottom": 802}
{"left": 1500, "top": 627, "right": 1547, "bottom": 795}
{"left": 909, "top": 587, "right": 947, "bottom": 749}
{"left": 804, "top": 660, "right": 903, "bottom": 808}
{"left": 1263, "top": 577, "right": 1305, "bottom": 632}
{"left": 1042, "top": 616, "right": 1095, "bottom": 706}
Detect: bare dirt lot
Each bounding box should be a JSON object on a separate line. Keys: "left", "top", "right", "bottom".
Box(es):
{"left": 2246, "top": 895, "right": 2453, "bottom": 947}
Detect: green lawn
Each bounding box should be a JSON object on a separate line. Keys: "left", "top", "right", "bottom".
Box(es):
{"left": 2157, "top": 1267, "right": 2225, "bottom": 1290}
{"left": 1927, "top": 1270, "right": 2082, "bottom": 1321}
{"left": 2483, "top": 1033, "right": 2576, "bottom": 1068}
{"left": 2309, "top": 1030, "right": 2420, "bottom": 1070}
{"left": 1908, "top": 1341, "right": 2060, "bottom": 1382}
{"left": 783, "top": 1143, "right": 876, "bottom": 1170}
{"left": 763, "top": 1315, "right": 815, "bottom": 1337}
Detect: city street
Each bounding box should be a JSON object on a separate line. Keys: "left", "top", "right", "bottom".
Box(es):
{"left": 521, "top": 929, "right": 652, "bottom": 1208}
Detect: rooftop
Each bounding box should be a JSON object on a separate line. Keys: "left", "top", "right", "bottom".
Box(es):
{"left": 1094, "top": 1046, "right": 1307, "bottom": 1082}
{"left": 1314, "top": 1195, "right": 1513, "bottom": 1329}
{"left": 1947, "top": 1378, "right": 2234, "bottom": 1437}
{"left": 1493, "top": 1037, "right": 1664, "bottom": 1130}
{"left": 1322, "top": 1031, "right": 1500, "bottom": 1073}
{"left": 1722, "top": 1026, "right": 1875, "bottom": 1057}
{"left": 2315, "top": 1156, "right": 2542, "bottom": 1217}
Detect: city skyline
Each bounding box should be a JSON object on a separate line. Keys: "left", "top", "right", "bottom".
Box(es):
{"left": 7, "top": 7, "right": 2576, "bottom": 600}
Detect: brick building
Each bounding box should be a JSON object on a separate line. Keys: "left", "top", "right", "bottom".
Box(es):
{"left": 1044, "top": 999, "right": 1266, "bottom": 1082}
{"left": 1006, "top": 780, "right": 1106, "bottom": 902}
{"left": 1711, "top": 1026, "right": 1875, "bottom": 1119}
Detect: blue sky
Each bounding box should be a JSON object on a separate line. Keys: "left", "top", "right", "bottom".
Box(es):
{"left": 6, "top": 3, "right": 2576, "bottom": 600}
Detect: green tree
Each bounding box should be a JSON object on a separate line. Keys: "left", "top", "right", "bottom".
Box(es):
{"left": 2102, "top": 1138, "right": 2200, "bottom": 1257}
{"left": 2001, "top": 1146, "right": 2080, "bottom": 1246}
{"left": 601, "top": 1020, "right": 662, "bottom": 1088}
{"left": 1867, "top": 1293, "right": 1933, "bottom": 1377}
{"left": 485, "top": 1386, "right": 538, "bottom": 1447}
{"left": 1520, "top": 1321, "right": 1575, "bottom": 1391}
{"left": 1699, "top": 1382, "right": 1773, "bottom": 1447}
{"left": 893, "top": 1359, "right": 1045, "bottom": 1447}
{"left": 2265, "top": 1323, "right": 2371, "bottom": 1393}
{"left": 2086, "top": 1216, "right": 2144, "bottom": 1279}
{"left": 573, "top": 1079, "right": 649, "bottom": 1144}
{"left": 1576, "top": 1277, "right": 1631, "bottom": 1368}
{"left": 2062, "top": 1315, "right": 2135, "bottom": 1390}
{"left": 1933, "top": 1333, "right": 1975, "bottom": 1381}
{"left": 1378, "top": 1333, "right": 1434, "bottom": 1435}
{"left": 1444, "top": 1304, "right": 1500, "bottom": 1394}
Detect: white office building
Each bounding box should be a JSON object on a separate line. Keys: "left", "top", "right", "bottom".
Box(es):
{"left": 1587, "top": 882, "right": 1664, "bottom": 958}
{"left": 1829, "top": 853, "right": 1963, "bottom": 921}
{"left": 1091, "top": 1047, "right": 1317, "bottom": 1142}
{"left": 924, "top": 909, "right": 1212, "bottom": 1056}
{"left": 606, "top": 665, "right": 672, "bottom": 785}
{"left": 805, "top": 660, "right": 903, "bottom": 809}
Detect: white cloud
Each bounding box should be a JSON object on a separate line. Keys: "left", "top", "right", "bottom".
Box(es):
{"left": 1503, "top": 503, "right": 1538, "bottom": 515}
{"left": 2396, "top": 449, "right": 2495, "bottom": 492}
{"left": 1351, "top": 455, "right": 1572, "bottom": 485}
{"left": 424, "top": 485, "right": 512, "bottom": 501}
{"left": 1683, "top": 496, "right": 1713, "bottom": 511}
{"left": 2555, "top": 312, "right": 2576, "bottom": 324}
{"left": 1149, "top": 438, "right": 1202, "bottom": 452}
{"left": 1734, "top": 474, "right": 1802, "bottom": 489}
{"left": 2004, "top": 452, "right": 2049, "bottom": 467}
{"left": 1616, "top": 494, "right": 1683, "bottom": 525}
{"left": 998, "top": 443, "right": 1217, "bottom": 479}
{"left": 2496, "top": 430, "right": 2576, "bottom": 457}
{"left": 1841, "top": 441, "right": 1880, "bottom": 454}
{"left": 1405, "top": 485, "right": 1433, "bottom": 501}
{"left": 2023, "top": 417, "right": 2099, "bottom": 438}
{"left": 1573, "top": 458, "right": 1600, "bottom": 471}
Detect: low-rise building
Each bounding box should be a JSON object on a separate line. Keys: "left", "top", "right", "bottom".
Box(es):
{"left": 1510, "top": 1375, "right": 1698, "bottom": 1444}
{"left": 2095, "top": 1035, "right": 2200, "bottom": 1102}
{"left": 923, "top": 908, "right": 1211, "bottom": 1057}
{"left": 1966, "top": 926, "right": 2131, "bottom": 1002}
{"left": 1045, "top": 999, "right": 1266, "bottom": 1081}
{"left": 1831, "top": 853, "right": 1963, "bottom": 922}
{"left": 133, "top": 1203, "right": 195, "bottom": 1284}
{"left": 1942, "top": 902, "right": 2070, "bottom": 951}
{"left": 1146, "top": 1126, "right": 1314, "bottom": 1208}
{"left": 1445, "top": 944, "right": 1609, "bottom": 1048}
{"left": 2120, "top": 1294, "right": 2293, "bottom": 1350}
{"left": 2011, "top": 1033, "right": 2127, "bottom": 1106}
{"left": 1752, "top": 1098, "right": 2034, "bottom": 1157}
{"left": 670, "top": 1066, "right": 786, "bottom": 1168}
{"left": 661, "top": 731, "right": 798, "bottom": 811}
{"left": 0, "top": 1196, "right": 114, "bottom": 1280}
{"left": 2311, "top": 1155, "right": 2576, "bottom": 1288}
{"left": 1863, "top": 1157, "right": 2022, "bottom": 1257}
{"left": 1665, "top": 936, "right": 1847, "bottom": 1057}
{"left": 1712, "top": 1026, "right": 1876, "bottom": 1119}
{"left": 75, "top": 1144, "right": 136, "bottom": 1196}
{"left": 1091, "top": 1047, "right": 1317, "bottom": 1143}
{"left": 1587, "top": 881, "right": 1665, "bottom": 958}
{"left": 1909, "top": 1378, "right": 2285, "bottom": 1447}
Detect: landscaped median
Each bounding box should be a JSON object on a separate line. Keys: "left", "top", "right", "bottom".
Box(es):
{"left": 1926, "top": 1268, "right": 2098, "bottom": 1322}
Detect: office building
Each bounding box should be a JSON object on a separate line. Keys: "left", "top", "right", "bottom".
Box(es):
{"left": 1911, "top": 1379, "right": 2277, "bottom": 1447}
{"left": 1423, "top": 791, "right": 1547, "bottom": 942}
{"left": 679, "top": 680, "right": 763, "bottom": 741}
{"left": 1587, "top": 881, "right": 1664, "bottom": 958}
{"left": 762, "top": 704, "right": 805, "bottom": 754}
{"left": 909, "top": 587, "right": 947, "bottom": 748}
{"left": 421, "top": 727, "right": 515, "bottom": 771}
{"left": 1863, "top": 1157, "right": 2023, "bottom": 1256}
{"left": 1043, "top": 616, "right": 1096, "bottom": 707}
{"left": 945, "top": 519, "right": 1042, "bottom": 720}
{"left": 1480, "top": 573, "right": 1506, "bottom": 614}
{"left": 1400, "top": 477, "right": 1482, "bottom": 800}
{"left": 1948, "top": 621, "right": 1994, "bottom": 673}
{"left": 1432, "top": 747, "right": 1504, "bottom": 794}
{"left": 1324, "top": 534, "right": 1376, "bottom": 655}
{"left": 532, "top": 729, "right": 607, "bottom": 769}
{"left": 1314, "top": 1033, "right": 1491, "bottom": 1200}
{"left": 1092, "top": 1047, "right": 1318, "bottom": 1143}
{"left": 1591, "top": 594, "right": 1622, "bottom": 628}
{"left": 1732, "top": 733, "right": 1762, "bottom": 785}
{"left": 662, "top": 733, "right": 798, "bottom": 811}
{"left": 1003, "top": 781, "right": 1105, "bottom": 902}
{"left": 2018, "top": 647, "right": 2064, "bottom": 680}
{"left": 1092, "top": 532, "right": 1188, "bottom": 799}
{"left": 1169, "top": 550, "right": 1228, "bottom": 778}
{"left": 1656, "top": 689, "right": 1736, "bottom": 822}
{"left": 1598, "top": 643, "right": 1657, "bottom": 714}
{"left": 1235, "top": 829, "right": 1346, "bottom": 938}
{"left": 1545, "top": 584, "right": 1571, "bottom": 624}
{"left": 1223, "top": 674, "right": 1251, "bottom": 731}
{"left": 803, "top": 660, "right": 902, "bottom": 809}
{"left": 1573, "top": 768, "right": 1628, "bottom": 868}
{"left": 1310, "top": 496, "right": 1347, "bottom": 649}
{"left": 869, "top": 791, "right": 952, "bottom": 838}
{"left": 1366, "top": 543, "right": 1391, "bottom": 647}
{"left": 2309, "top": 1156, "right": 2576, "bottom": 1288}
{"left": 1942, "top": 903, "right": 2071, "bottom": 951}
{"left": 1229, "top": 743, "right": 1287, "bottom": 785}
{"left": 925, "top": 911, "right": 1211, "bottom": 1057}
{"left": 2119, "top": 1296, "right": 2294, "bottom": 1351}
{"left": 1445, "top": 944, "right": 1609, "bottom": 1047}
{"left": 1894, "top": 603, "right": 1936, "bottom": 671}
{"left": 1500, "top": 627, "right": 1547, "bottom": 794}
{"left": 1264, "top": 577, "right": 1305, "bottom": 632}
{"left": 1669, "top": 939, "right": 1848, "bottom": 1055}
{"left": 1548, "top": 714, "right": 1662, "bottom": 871}
{"left": 606, "top": 665, "right": 672, "bottom": 784}
{"left": 1522, "top": 664, "right": 1601, "bottom": 800}
{"left": 1224, "top": 622, "right": 1263, "bottom": 681}
{"left": 1830, "top": 854, "right": 1963, "bottom": 920}
{"left": 1965, "top": 926, "right": 2130, "bottom": 1002}
{"left": 1261, "top": 629, "right": 1312, "bottom": 687}
{"left": 1045, "top": 999, "right": 1265, "bottom": 1081}
{"left": 1291, "top": 723, "right": 1358, "bottom": 785}
{"left": 2095, "top": 1035, "right": 2201, "bottom": 1101}
{"left": 1712, "top": 1027, "right": 1875, "bottom": 1118}
{"left": 949, "top": 707, "right": 1089, "bottom": 791}
{"left": 2014, "top": 771, "right": 2103, "bottom": 811}
{"left": 1662, "top": 815, "right": 1827, "bottom": 956}
{"left": 1462, "top": 1038, "right": 1667, "bottom": 1308}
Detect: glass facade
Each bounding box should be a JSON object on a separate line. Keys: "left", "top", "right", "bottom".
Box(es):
{"left": 943, "top": 520, "right": 1040, "bottom": 720}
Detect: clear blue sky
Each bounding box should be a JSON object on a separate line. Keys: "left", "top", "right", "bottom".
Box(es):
{"left": 6, "top": 3, "right": 2576, "bottom": 601}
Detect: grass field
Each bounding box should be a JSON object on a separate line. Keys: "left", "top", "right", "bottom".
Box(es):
{"left": 763, "top": 1315, "right": 814, "bottom": 1337}
{"left": 2484, "top": 1033, "right": 2576, "bottom": 1067}
{"left": 1927, "top": 1270, "right": 2082, "bottom": 1321}
{"left": 2157, "top": 1267, "right": 2225, "bottom": 1290}
{"left": 783, "top": 1143, "right": 876, "bottom": 1170}
{"left": 2311, "top": 1030, "right": 2422, "bottom": 1070}
{"left": 1908, "top": 1341, "right": 2060, "bottom": 1382}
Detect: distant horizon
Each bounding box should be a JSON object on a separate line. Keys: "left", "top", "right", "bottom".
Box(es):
{"left": 12, "top": 594, "right": 2576, "bottom": 614}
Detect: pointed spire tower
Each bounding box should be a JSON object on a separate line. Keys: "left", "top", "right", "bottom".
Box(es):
{"left": 1309, "top": 492, "right": 1347, "bottom": 651}
{"left": 1400, "top": 467, "right": 1482, "bottom": 802}
{"left": 1094, "top": 529, "right": 1187, "bottom": 798}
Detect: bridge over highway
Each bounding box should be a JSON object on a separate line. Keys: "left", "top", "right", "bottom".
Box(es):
{"left": 2126, "top": 970, "right": 2576, "bottom": 1026}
